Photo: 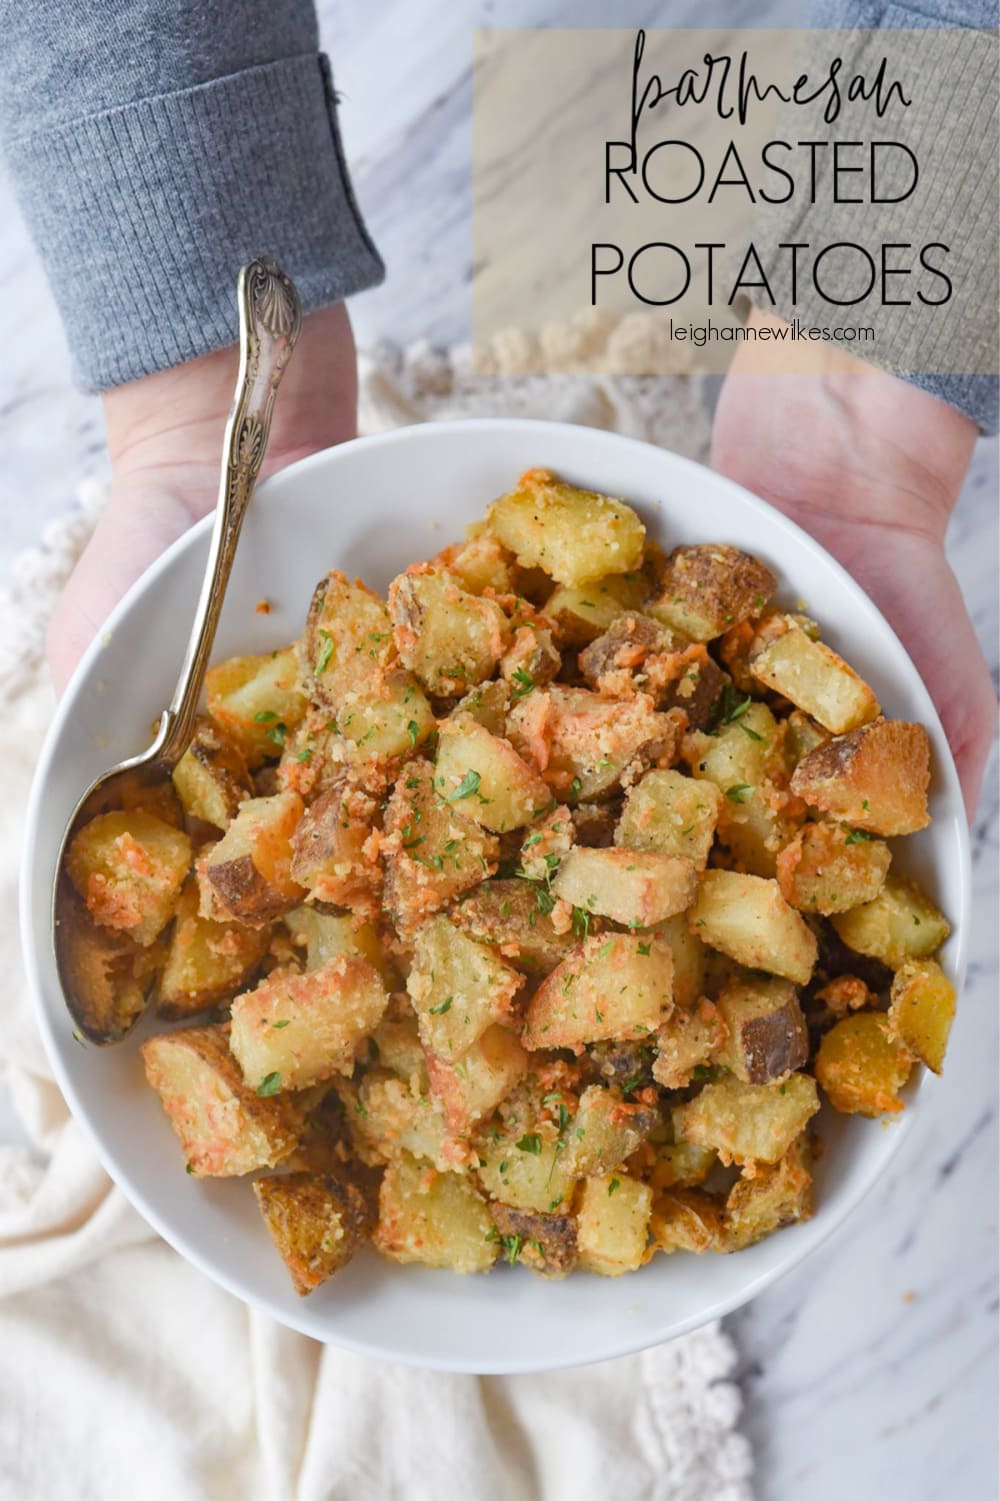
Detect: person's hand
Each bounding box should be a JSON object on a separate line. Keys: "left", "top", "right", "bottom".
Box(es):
{"left": 47, "top": 303, "right": 358, "bottom": 694}
{"left": 711, "top": 309, "right": 996, "bottom": 818}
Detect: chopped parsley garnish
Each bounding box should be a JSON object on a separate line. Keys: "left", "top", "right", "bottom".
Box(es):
{"left": 314, "top": 628, "right": 335, "bottom": 676}
{"left": 572, "top": 906, "right": 591, "bottom": 940}
{"left": 536, "top": 886, "right": 556, "bottom": 916}
{"left": 501, "top": 1234, "right": 522, "bottom": 1265}
{"left": 264, "top": 721, "right": 287, "bottom": 748}
{"left": 429, "top": 996, "right": 453, "bottom": 1015}
{"left": 272, "top": 1019, "right": 291, "bottom": 1029}
{"left": 717, "top": 686, "right": 753, "bottom": 728}
{"left": 256, "top": 1072, "right": 282, "bottom": 1097}
{"left": 608, "top": 1177, "right": 621, "bottom": 1196}
{"left": 253, "top": 710, "right": 278, "bottom": 723}
{"left": 511, "top": 666, "right": 536, "bottom": 700}
{"left": 516, "top": 1134, "right": 542, "bottom": 1155}
{"left": 845, "top": 828, "right": 875, "bottom": 844}
{"left": 446, "top": 769, "right": 481, "bottom": 802}
{"left": 725, "top": 783, "right": 752, "bottom": 803}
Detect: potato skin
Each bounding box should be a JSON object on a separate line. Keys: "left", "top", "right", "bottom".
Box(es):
{"left": 489, "top": 1202, "right": 578, "bottom": 1279}
{"left": 289, "top": 778, "right": 381, "bottom": 911}
{"left": 790, "top": 719, "right": 931, "bottom": 836}
{"left": 715, "top": 975, "right": 809, "bottom": 1085}
{"left": 648, "top": 544, "right": 775, "bottom": 641}
{"left": 449, "top": 877, "right": 578, "bottom": 974}
{"left": 59, "top": 892, "right": 156, "bottom": 1043}
{"left": 254, "top": 1172, "right": 370, "bottom": 1295}
{"left": 203, "top": 791, "right": 305, "bottom": 926}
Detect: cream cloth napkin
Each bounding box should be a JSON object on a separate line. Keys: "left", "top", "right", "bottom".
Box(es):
{"left": 0, "top": 346, "right": 753, "bottom": 1501}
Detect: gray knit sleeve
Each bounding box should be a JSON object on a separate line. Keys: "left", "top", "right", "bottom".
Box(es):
{"left": 0, "top": 1, "right": 384, "bottom": 391}
{"left": 747, "top": 0, "right": 998, "bottom": 432}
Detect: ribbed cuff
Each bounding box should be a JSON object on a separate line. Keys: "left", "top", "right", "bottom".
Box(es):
{"left": 5, "top": 53, "right": 385, "bottom": 391}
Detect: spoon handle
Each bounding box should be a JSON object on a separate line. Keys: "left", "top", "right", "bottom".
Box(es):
{"left": 156, "top": 258, "right": 302, "bottom": 767}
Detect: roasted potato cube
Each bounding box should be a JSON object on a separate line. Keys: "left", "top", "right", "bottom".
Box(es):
{"left": 284, "top": 907, "right": 390, "bottom": 980}
{"left": 141, "top": 1023, "right": 305, "bottom": 1176}
{"left": 426, "top": 1024, "right": 529, "bottom": 1135}
{"left": 616, "top": 769, "right": 722, "bottom": 869}
{"left": 545, "top": 573, "right": 647, "bottom": 646}
{"left": 652, "top": 999, "right": 726, "bottom": 1089}
{"left": 561, "top": 1085, "right": 660, "bottom": 1177}
{"left": 205, "top": 647, "right": 306, "bottom": 768}
{"left": 203, "top": 791, "right": 304, "bottom": 925}
{"left": 644, "top": 913, "right": 707, "bottom": 1009}
{"left": 724, "top": 1136, "right": 813, "bottom": 1251}
{"left": 815, "top": 1011, "right": 913, "bottom": 1115}
{"left": 434, "top": 716, "right": 551, "bottom": 833}
{"left": 475, "top": 1077, "right": 577, "bottom": 1212}
{"left": 576, "top": 1174, "right": 653, "bottom": 1275}
{"left": 375, "top": 1151, "right": 496, "bottom": 1273}
{"left": 388, "top": 565, "right": 510, "bottom": 695}
{"left": 715, "top": 974, "right": 808, "bottom": 1084}
{"left": 171, "top": 716, "right": 252, "bottom": 830}
{"left": 433, "top": 534, "right": 515, "bottom": 595}
{"left": 337, "top": 670, "right": 436, "bottom": 764}
{"left": 789, "top": 718, "right": 931, "bottom": 836}
{"left": 749, "top": 615, "right": 880, "bottom": 734}
{"left": 656, "top": 650, "right": 730, "bottom": 731}
{"left": 485, "top": 468, "right": 645, "bottom": 587}
{"left": 683, "top": 702, "right": 795, "bottom": 877}
{"left": 58, "top": 896, "right": 156, "bottom": 1042}
{"left": 507, "top": 685, "right": 683, "bottom": 803}
{"left": 888, "top": 958, "right": 956, "bottom": 1074}
{"left": 449, "top": 878, "right": 578, "bottom": 974}
{"left": 288, "top": 778, "right": 380, "bottom": 911}
{"left": 489, "top": 1203, "right": 578, "bottom": 1279}
{"left": 776, "top": 821, "right": 891, "bottom": 916}
{"left": 649, "top": 1188, "right": 725, "bottom": 1255}
{"left": 158, "top": 877, "right": 269, "bottom": 1019}
{"left": 552, "top": 847, "right": 697, "bottom": 927}
{"left": 303, "top": 571, "right": 395, "bottom": 708}
{"left": 648, "top": 544, "right": 775, "bottom": 641}
{"left": 689, "top": 871, "right": 817, "bottom": 985}
{"left": 340, "top": 1068, "right": 461, "bottom": 1173}
{"left": 407, "top": 915, "right": 523, "bottom": 1060}
{"left": 831, "top": 872, "right": 950, "bottom": 970}
{"left": 229, "top": 955, "right": 389, "bottom": 1091}
{"left": 382, "top": 758, "right": 499, "bottom": 934}
{"left": 254, "top": 1172, "right": 370, "bottom": 1295}
{"left": 523, "top": 932, "right": 674, "bottom": 1052}
{"left": 675, "top": 1074, "right": 820, "bottom": 1166}
{"left": 66, "top": 809, "right": 191, "bottom": 947}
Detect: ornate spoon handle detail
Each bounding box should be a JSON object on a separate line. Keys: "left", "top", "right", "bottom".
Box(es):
{"left": 156, "top": 257, "right": 302, "bottom": 767}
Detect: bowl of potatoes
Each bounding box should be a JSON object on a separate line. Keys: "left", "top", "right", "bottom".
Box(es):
{"left": 21, "top": 419, "right": 969, "bottom": 1372}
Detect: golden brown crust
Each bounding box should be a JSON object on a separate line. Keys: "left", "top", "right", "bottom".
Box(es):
{"left": 253, "top": 1172, "right": 371, "bottom": 1294}
{"left": 789, "top": 719, "right": 931, "bottom": 836}
{"left": 489, "top": 1202, "right": 578, "bottom": 1278}
{"left": 649, "top": 545, "right": 776, "bottom": 642}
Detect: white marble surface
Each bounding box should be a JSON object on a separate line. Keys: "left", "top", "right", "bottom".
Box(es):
{"left": 0, "top": 3, "right": 996, "bottom": 1498}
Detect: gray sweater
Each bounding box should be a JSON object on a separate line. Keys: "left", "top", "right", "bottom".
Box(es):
{"left": 0, "top": 1, "right": 384, "bottom": 391}
{"left": 0, "top": 1, "right": 995, "bottom": 430}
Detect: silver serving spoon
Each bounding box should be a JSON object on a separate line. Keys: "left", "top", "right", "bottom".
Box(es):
{"left": 53, "top": 258, "right": 302, "bottom": 1043}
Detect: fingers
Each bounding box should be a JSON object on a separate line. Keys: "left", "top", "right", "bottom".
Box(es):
{"left": 46, "top": 482, "right": 197, "bottom": 696}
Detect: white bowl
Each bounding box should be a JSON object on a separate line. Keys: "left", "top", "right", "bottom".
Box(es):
{"left": 20, "top": 419, "right": 969, "bottom": 1373}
